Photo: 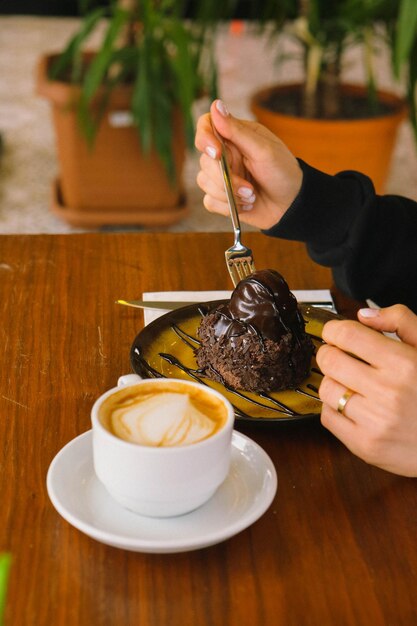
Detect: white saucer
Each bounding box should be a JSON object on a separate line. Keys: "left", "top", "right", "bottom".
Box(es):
{"left": 47, "top": 430, "right": 277, "bottom": 553}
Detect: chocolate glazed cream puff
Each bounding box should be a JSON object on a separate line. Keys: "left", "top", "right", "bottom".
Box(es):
{"left": 196, "top": 270, "right": 314, "bottom": 392}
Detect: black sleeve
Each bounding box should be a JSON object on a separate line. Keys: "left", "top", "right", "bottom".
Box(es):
{"left": 262, "top": 160, "right": 417, "bottom": 312}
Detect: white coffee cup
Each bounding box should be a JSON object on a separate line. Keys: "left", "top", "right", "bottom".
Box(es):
{"left": 91, "top": 376, "right": 235, "bottom": 517}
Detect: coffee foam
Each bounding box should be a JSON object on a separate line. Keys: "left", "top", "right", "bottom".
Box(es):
{"left": 100, "top": 382, "right": 227, "bottom": 447}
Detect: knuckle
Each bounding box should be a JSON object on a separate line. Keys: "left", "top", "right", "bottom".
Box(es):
{"left": 384, "top": 304, "right": 414, "bottom": 332}
{"left": 199, "top": 152, "right": 211, "bottom": 169}
{"left": 318, "top": 376, "right": 332, "bottom": 402}
{"left": 380, "top": 383, "right": 409, "bottom": 417}
{"left": 385, "top": 391, "right": 403, "bottom": 416}
{"left": 316, "top": 344, "right": 340, "bottom": 374}
{"left": 203, "top": 195, "right": 215, "bottom": 213}
{"left": 319, "top": 403, "right": 332, "bottom": 428}
{"left": 335, "top": 320, "right": 357, "bottom": 344}
{"left": 396, "top": 353, "right": 417, "bottom": 384}
{"left": 322, "top": 319, "right": 357, "bottom": 345}
{"left": 390, "top": 303, "right": 409, "bottom": 320}
{"left": 258, "top": 141, "right": 278, "bottom": 163}
{"left": 196, "top": 170, "right": 205, "bottom": 190}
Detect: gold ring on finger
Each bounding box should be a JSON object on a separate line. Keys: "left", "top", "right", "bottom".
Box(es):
{"left": 337, "top": 389, "right": 354, "bottom": 416}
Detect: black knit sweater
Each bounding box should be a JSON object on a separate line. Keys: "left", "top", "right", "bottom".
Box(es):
{"left": 263, "top": 160, "right": 417, "bottom": 313}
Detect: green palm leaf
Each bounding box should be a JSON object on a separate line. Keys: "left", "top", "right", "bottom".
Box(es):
{"left": 47, "top": 0, "right": 229, "bottom": 183}
{"left": 394, "top": 0, "right": 417, "bottom": 73}
{"left": 0, "top": 554, "right": 11, "bottom": 626}
{"left": 48, "top": 7, "right": 105, "bottom": 83}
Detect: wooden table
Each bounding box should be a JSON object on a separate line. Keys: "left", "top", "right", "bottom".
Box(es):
{"left": 1, "top": 232, "right": 416, "bottom": 625}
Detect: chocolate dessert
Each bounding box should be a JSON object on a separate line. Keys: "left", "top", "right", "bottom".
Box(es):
{"left": 196, "top": 269, "right": 314, "bottom": 392}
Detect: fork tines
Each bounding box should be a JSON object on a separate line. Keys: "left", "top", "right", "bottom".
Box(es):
{"left": 225, "top": 252, "right": 256, "bottom": 287}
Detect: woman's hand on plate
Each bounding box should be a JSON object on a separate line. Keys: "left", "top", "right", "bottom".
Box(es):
{"left": 317, "top": 304, "right": 417, "bottom": 477}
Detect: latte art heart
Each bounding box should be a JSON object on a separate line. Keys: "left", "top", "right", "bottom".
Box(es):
{"left": 111, "top": 392, "right": 218, "bottom": 446}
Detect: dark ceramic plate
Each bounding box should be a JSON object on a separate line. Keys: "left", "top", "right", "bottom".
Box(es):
{"left": 130, "top": 301, "right": 341, "bottom": 423}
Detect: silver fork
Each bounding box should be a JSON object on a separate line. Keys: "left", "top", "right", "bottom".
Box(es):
{"left": 213, "top": 123, "right": 256, "bottom": 287}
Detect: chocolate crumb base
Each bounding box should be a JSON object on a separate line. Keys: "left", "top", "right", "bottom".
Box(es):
{"left": 196, "top": 311, "right": 314, "bottom": 393}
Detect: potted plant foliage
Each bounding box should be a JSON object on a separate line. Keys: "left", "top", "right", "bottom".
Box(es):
{"left": 250, "top": 0, "right": 417, "bottom": 193}
{"left": 36, "top": 0, "right": 230, "bottom": 227}
{"left": 0, "top": 553, "right": 11, "bottom": 625}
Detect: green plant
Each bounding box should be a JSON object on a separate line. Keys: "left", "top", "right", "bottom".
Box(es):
{"left": 257, "top": 0, "right": 417, "bottom": 133}
{"left": 394, "top": 0, "right": 417, "bottom": 137}
{"left": 0, "top": 554, "right": 11, "bottom": 626}
{"left": 48, "top": 0, "right": 236, "bottom": 181}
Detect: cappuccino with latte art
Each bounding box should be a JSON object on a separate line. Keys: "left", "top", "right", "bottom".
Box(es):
{"left": 99, "top": 381, "right": 227, "bottom": 447}
{"left": 91, "top": 377, "right": 234, "bottom": 517}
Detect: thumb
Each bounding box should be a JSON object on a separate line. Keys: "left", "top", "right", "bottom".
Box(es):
{"left": 210, "top": 99, "right": 278, "bottom": 159}
{"left": 358, "top": 304, "right": 417, "bottom": 347}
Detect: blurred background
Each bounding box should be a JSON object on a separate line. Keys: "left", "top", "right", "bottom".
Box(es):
{"left": 1, "top": 0, "right": 416, "bottom": 234}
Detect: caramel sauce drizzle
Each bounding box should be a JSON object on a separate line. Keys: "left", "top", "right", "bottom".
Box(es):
{"left": 132, "top": 271, "right": 326, "bottom": 420}
{"left": 131, "top": 320, "right": 324, "bottom": 421}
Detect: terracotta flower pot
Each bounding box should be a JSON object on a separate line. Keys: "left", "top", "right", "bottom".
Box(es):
{"left": 250, "top": 83, "right": 408, "bottom": 193}
{"left": 36, "top": 53, "right": 188, "bottom": 226}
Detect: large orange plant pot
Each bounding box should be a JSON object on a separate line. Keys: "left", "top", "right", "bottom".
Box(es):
{"left": 36, "top": 54, "right": 188, "bottom": 226}
{"left": 251, "top": 83, "right": 407, "bottom": 193}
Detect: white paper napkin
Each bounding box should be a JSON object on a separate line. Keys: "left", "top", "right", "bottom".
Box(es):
{"left": 143, "top": 289, "right": 334, "bottom": 325}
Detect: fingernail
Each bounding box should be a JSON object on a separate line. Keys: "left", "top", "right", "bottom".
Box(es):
{"left": 359, "top": 308, "right": 380, "bottom": 318}
{"left": 206, "top": 146, "right": 217, "bottom": 159}
{"left": 241, "top": 203, "right": 253, "bottom": 211}
{"left": 216, "top": 99, "right": 229, "bottom": 117}
{"left": 237, "top": 186, "right": 253, "bottom": 198}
